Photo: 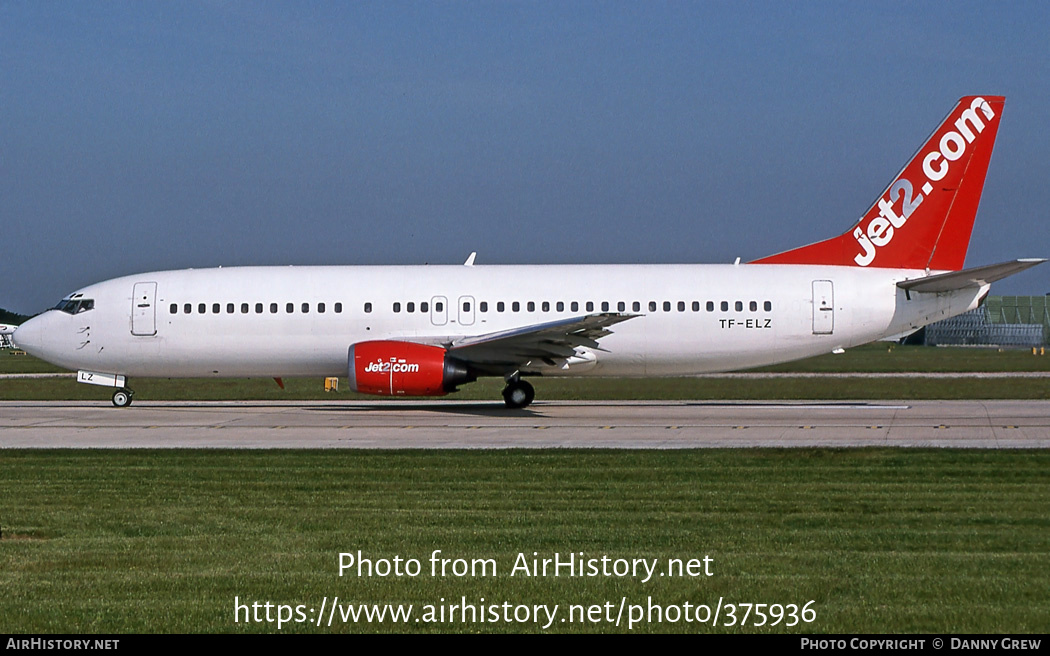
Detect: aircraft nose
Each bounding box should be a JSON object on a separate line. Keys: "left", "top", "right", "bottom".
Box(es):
{"left": 13, "top": 316, "right": 46, "bottom": 355}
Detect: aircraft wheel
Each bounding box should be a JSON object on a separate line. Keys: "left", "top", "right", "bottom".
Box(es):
{"left": 112, "top": 389, "right": 134, "bottom": 408}
{"left": 502, "top": 380, "right": 535, "bottom": 409}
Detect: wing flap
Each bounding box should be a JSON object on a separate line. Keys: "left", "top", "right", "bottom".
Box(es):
{"left": 448, "top": 313, "right": 637, "bottom": 370}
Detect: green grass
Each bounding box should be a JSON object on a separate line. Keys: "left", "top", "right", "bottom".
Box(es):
{"left": 4, "top": 347, "right": 1049, "bottom": 633}
{"left": 4, "top": 372, "right": 1050, "bottom": 401}
{"left": 1, "top": 449, "right": 1047, "bottom": 633}
{"left": 0, "top": 351, "right": 69, "bottom": 374}
{"left": 3, "top": 344, "right": 1050, "bottom": 401}
{"left": 5, "top": 343, "right": 1050, "bottom": 376}
{"left": 756, "top": 343, "right": 1050, "bottom": 373}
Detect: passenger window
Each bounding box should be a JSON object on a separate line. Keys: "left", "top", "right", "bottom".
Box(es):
{"left": 241, "top": 303, "right": 249, "bottom": 314}
{"left": 270, "top": 303, "right": 278, "bottom": 314}
{"left": 632, "top": 301, "right": 640, "bottom": 312}
{"left": 663, "top": 301, "right": 671, "bottom": 312}
{"left": 184, "top": 304, "right": 192, "bottom": 314}
{"left": 617, "top": 301, "right": 625, "bottom": 312}
{"left": 721, "top": 301, "right": 729, "bottom": 312}
{"left": 527, "top": 301, "right": 535, "bottom": 312}
{"left": 421, "top": 302, "right": 429, "bottom": 313}
{"left": 571, "top": 302, "right": 579, "bottom": 312}
{"left": 480, "top": 302, "right": 488, "bottom": 312}
{"left": 707, "top": 301, "right": 714, "bottom": 312}
{"left": 170, "top": 304, "right": 178, "bottom": 314}
{"left": 227, "top": 303, "right": 235, "bottom": 314}
{"left": 436, "top": 302, "right": 444, "bottom": 312}
{"left": 735, "top": 301, "right": 743, "bottom": 312}
{"left": 764, "top": 301, "right": 772, "bottom": 311}
{"left": 199, "top": 303, "right": 206, "bottom": 314}
{"left": 463, "top": 301, "right": 470, "bottom": 312}
{"left": 497, "top": 302, "right": 505, "bottom": 312}
{"left": 649, "top": 301, "right": 657, "bottom": 312}
{"left": 302, "top": 303, "right": 310, "bottom": 313}
{"left": 541, "top": 301, "right": 549, "bottom": 312}
{"left": 601, "top": 301, "right": 610, "bottom": 312}
{"left": 393, "top": 302, "right": 401, "bottom": 313}
{"left": 750, "top": 301, "right": 757, "bottom": 312}
{"left": 287, "top": 303, "right": 294, "bottom": 313}
{"left": 364, "top": 302, "right": 372, "bottom": 313}
{"left": 407, "top": 302, "right": 415, "bottom": 313}
{"left": 677, "top": 301, "right": 685, "bottom": 312}
{"left": 692, "top": 301, "right": 700, "bottom": 312}
{"left": 512, "top": 302, "right": 520, "bottom": 312}
{"left": 255, "top": 303, "right": 263, "bottom": 314}
{"left": 586, "top": 302, "right": 594, "bottom": 312}
{"left": 318, "top": 303, "right": 326, "bottom": 313}
{"left": 213, "top": 303, "right": 220, "bottom": 314}
{"left": 556, "top": 301, "right": 564, "bottom": 312}
{"left": 335, "top": 303, "right": 343, "bottom": 313}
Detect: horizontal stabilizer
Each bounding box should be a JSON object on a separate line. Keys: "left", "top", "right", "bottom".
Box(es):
{"left": 897, "top": 258, "right": 1046, "bottom": 294}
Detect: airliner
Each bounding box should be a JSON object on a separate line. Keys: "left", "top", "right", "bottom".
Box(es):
{"left": 14, "top": 96, "right": 1044, "bottom": 408}
{"left": 0, "top": 324, "right": 17, "bottom": 350}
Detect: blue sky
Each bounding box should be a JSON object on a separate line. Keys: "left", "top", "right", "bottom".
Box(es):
{"left": 3, "top": 1, "right": 1048, "bottom": 314}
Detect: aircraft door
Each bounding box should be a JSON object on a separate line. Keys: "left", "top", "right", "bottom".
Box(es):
{"left": 812, "top": 280, "right": 834, "bottom": 334}
{"left": 430, "top": 296, "right": 448, "bottom": 326}
{"left": 131, "top": 282, "right": 158, "bottom": 336}
{"left": 458, "top": 295, "right": 475, "bottom": 326}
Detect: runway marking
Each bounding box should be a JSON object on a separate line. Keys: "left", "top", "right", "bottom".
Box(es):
{"left": 3, "top": 400, "right": 1049, "bottom": 449}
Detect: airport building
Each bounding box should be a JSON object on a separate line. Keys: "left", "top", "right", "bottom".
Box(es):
{"left": 923, "top": 296, "right": 1049, "bottom": 347}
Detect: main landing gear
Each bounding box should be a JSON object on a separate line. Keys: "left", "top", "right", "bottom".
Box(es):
{"left": 502, "top": 378, "right": 535, "bottom": 409}
{"left": 111, "top": 388, "right": 134, "bottom": 408}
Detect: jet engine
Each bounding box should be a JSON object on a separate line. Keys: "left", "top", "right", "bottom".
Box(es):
{"left": 348, "top": 341, "right": 473, "bottom": 396}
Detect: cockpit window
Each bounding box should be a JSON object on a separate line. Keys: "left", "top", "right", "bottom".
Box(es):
{"left": 54, "top": 299, "right": 94, "bottom": 314}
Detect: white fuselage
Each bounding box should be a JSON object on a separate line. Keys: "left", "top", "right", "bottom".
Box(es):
{"left": 14, "top": 263, "right": 984, "bottom": 380}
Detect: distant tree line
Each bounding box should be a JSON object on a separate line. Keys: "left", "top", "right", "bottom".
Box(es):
{"left": 0, "top": 308, "right": 31, "bottom": 325}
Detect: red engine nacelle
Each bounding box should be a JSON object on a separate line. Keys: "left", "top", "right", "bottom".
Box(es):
{"left": 348, "top": 341, "right": 473, "bottom": 397}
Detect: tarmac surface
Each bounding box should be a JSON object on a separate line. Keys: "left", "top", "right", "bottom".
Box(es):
{"left": 2, "top": 399, "right": 1049, "bottom": 448}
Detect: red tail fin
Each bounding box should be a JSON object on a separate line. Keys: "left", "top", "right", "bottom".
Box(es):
{"left": 752, "top": 96, "right": 1004, "bottom": 271}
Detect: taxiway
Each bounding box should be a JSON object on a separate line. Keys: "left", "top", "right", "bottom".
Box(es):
{"left": 1, "top": 400, "right": 1048, "bottom": 448}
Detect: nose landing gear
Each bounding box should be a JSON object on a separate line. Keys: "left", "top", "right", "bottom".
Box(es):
{"left": 111, "top": 388, "right": 134, "bottom": 407}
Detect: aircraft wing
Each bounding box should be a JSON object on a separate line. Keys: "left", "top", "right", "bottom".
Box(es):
{"left": 446, "top": 313, "right": 637, "bottom": 373}
{"left": 897, "top": 258, "right": 1046, "bottom": 294}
